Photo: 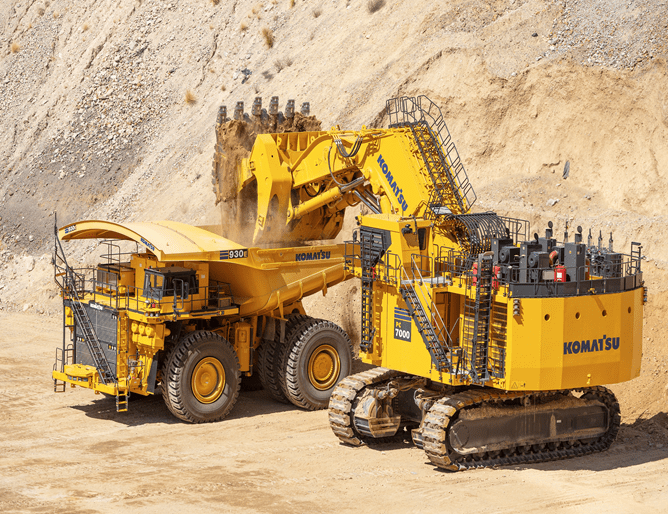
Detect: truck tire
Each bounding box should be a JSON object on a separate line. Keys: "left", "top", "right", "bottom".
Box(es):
{"left": 257, "top": 314, "right": 309, "bottom": 404}
{"left": 282, "top": 318, "right": 353, "bottom": 410}
{"left": 162, "top": 331, "right": 240, "bottom": 423}
{"left": 257, "top": 339, "right": 289, "bottom": 403}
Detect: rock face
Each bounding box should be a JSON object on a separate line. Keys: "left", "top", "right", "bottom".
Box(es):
{"left": 0, "top": 1, "right": 667, "bottom": 329}
{"left": 0, "top": 0, "right": 667, "bottom": 258}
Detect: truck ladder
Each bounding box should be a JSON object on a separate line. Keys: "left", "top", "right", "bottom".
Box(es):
{"left": 52, "top": 347, "right": 72, "bottom": 392}
{"left": 399, "top": 281, "right": 451, "bottom": 372}
{"left": 359, "top": 229, "right": 388, "bottom": 352}
{"left": 461, "top": 255, "right": 494, "bottom": 383}
{"left": 115, "top": 314, "right": 130, "bottom": 412}
{"left": 54, "top": 222, "right": 117, "bottom": 387}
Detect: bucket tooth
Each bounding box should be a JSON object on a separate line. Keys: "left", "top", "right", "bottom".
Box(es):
{"left": 301, "top": 102, "right": 310, "bottom": 116}
{"left": 217, "top": 105, "right": 227, "bottom": 124}
{"left": 234, "top": 101, "right": 244, "bottom": 120}
{"left": 270, "top": 96, "right": 279, "bottom": 116}
{"left": 286, "top": 99, "right": 295, "bottom": 119}
{"left": 252, "top": 97, "right": 262, "bottom": 117}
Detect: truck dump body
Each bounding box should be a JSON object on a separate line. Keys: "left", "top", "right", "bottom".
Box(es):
{"left": 58, "top": 220, "right": 346, "bottom": 317}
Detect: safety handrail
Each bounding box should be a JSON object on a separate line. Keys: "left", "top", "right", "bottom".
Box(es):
{"left": 58, "top": 266, "right": 235, "bottom": 317}
{"left": 405, "top": 256, "right": 454, "bottom": 351}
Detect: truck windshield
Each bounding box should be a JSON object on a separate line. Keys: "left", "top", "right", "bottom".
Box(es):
{"left": 143, "top": 267, "right": 199, "bottom": 301}
{"left": 144, "top": 271, "right": 165, "bottom": 300}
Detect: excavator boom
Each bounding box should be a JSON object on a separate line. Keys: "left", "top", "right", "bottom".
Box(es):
{"left": 230, "top": 96, "right": 476, "bottom": 244}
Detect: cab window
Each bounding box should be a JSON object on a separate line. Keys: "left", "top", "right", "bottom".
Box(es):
{"left": 144, "top": 271, "right": 165, "bottom": 300}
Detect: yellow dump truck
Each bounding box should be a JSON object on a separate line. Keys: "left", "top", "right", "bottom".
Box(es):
{"left": 52, "top": 219, "right": 353, "bottom": 422}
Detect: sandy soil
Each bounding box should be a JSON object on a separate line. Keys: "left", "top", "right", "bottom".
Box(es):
{"left": 1, "top": 311, "right": 667, "bottom": 514}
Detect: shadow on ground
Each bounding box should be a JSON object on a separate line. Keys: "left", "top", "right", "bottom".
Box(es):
{"left": 355, "top": 416, "right": 668, "bottom": 473}
{"left": 70, "top": 387, "right": 304, "bottom": 426}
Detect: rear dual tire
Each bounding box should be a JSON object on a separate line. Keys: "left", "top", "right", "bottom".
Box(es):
{"left": 280, "top": 317, "right": 353, "bottom": 411}
{"left": 257, "top": 314, "right": 313, "bottom": 403}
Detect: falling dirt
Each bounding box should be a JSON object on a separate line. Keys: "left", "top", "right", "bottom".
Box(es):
{"left": 210, "top": 111, "right": 322, "bottom": 245}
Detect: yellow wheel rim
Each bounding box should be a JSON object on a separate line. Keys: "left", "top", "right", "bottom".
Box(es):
{"left": 307, "top": 344, "right": 341, "bottom": 391}
{"left": 191, "top": 357, "right": 226, "bottom": 404}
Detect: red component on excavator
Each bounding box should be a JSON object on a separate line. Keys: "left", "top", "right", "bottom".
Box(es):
{"left": 492, "top": 265, "right": 501, "bottom": 290}
{"left": 554, "top": 265, "right": 567, "bottom": 282}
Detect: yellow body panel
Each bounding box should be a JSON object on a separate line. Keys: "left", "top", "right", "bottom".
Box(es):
{"left": 505, "top": 289, "right": 643, "bottom": 390}
{"left": 356, "top": 214, "right": 644, "bottom": 392}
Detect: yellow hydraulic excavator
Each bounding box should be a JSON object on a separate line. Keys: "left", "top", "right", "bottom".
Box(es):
{"left": 224, "top": 95, "right": 645, "bottom": 470}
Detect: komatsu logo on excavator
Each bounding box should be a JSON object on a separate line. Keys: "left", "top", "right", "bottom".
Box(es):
{"left": 377, "top": 155, "right": 409, "bottom": 212}
{"left": 563, "top": 336, "right": 620, "bottom": 355}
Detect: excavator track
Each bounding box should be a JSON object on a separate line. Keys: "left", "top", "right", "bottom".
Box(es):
{"left": 328, "top": 367, "right": 403, "bottom": 446}
{"left": 329, "top": 368, "right": 621, "bottom": 470}
{"left": 422, "top": 386, "right": 621, "bottom": 471}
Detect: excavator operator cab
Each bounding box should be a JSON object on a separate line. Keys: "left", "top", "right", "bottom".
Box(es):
{"left": 143, "top": 267, "right": 199, "bottom": 302}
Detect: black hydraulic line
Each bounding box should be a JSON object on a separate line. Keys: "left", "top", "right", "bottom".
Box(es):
{"left": 327, "top": 145, "right": 346, "bottom": 188}
{"left": 304, "top": 182, "right": 325, "bottom": 198}
{"left": 327, "top": 146, "right": 366, "bottom": 191}
{"left": 334, "top": 135, "right": 363, "bottom": 158}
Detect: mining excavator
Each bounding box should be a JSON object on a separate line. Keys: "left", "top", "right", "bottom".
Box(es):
{"left": 225, "top": 95, "right": 645, "bottom": 470}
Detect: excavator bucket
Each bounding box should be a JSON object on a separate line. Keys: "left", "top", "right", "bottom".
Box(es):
{"left": 211, "top": 97, "right": 323, "bottom": 245}
{"left": 211, "top": 95, "right": 478, "bottom": 246}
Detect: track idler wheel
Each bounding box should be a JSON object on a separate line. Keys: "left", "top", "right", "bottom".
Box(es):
{"left": 162, "top": 330, "right": 240, "bottom": 423}
{"left": 282, "top": 318, "right": 353, "bottom": 410}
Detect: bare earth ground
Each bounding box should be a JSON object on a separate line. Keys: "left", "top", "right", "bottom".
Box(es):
{"left": 1, "top": 312, "right": 667, "bottom": 514}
